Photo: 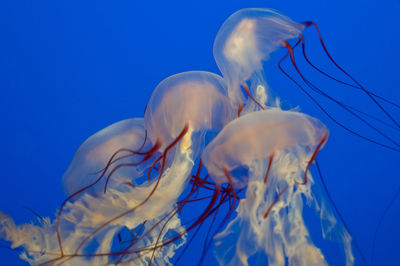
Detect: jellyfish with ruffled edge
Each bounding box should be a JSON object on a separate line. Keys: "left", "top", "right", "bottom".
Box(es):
{"left": 0, "top": 71, "right": 236, "bottom": 265}
{"left": 200, "top": 108, "right": 354, "bottom": 265}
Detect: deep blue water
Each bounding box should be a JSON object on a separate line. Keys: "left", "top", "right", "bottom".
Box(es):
{"left": 0, "top": 0, "right": 399, "bottom": 265}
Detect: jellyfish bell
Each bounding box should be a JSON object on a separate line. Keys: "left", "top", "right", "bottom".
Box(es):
{"left": 202, "top": 108, "right": 328, "bottom": 188}
{"left": 213, "top": 8, "right": 305, "bottom": 107}
{"left": 144, "top": 71, "right": 235, "bottom": 156}
{"left": 62, "top": 118, "right": 151, "bottom": 197}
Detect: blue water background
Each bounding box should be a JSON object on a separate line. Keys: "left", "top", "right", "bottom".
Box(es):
{"left": 0, "top": 0, "right": 399, "bottom": 265}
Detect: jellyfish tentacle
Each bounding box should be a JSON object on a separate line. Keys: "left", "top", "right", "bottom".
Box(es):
{"left": 237, "top": 102, "right": 244, "bottom": 117}
{"left": 202, "top": 187, "right": 245, "bottom": 265}
{"left": 92, "top": 129, "right": 149, "bottom": 176}
{"left": 315, "top": 159, "right": 370, "bottom": 266}
{"left": 186, "top": 185, "right": 221, "bottom": 231}
{"left": 371, "top": 180, "right": 400, "bottom": 266}
{"left": 198, "top": 185, "right": 236, "bottom": 266}
{"left": 221, "top": 166, "right": 238, "bottom": 225}
{"left": 201, "top": 196, "right": 222, "bottom": 257}
{"left": 90, "top": 150, "right": 132, "bottom": 176}
{"left": 173, "top": 219, "right": 204, "bottom": 265}
{"left": 149, "top": 205, "right": 182, "bottom": 266}
{"left": 103, "top": 141, "right": 161, "bottom": 193}
{"left": 127, "top": 207, "right": 182, "bottom": 260}
{"left": 195, "top": 159, "right": 203, "bottom": 178}
{"left": 51, "top": 206, "right": 181, "bottom": 265}
{"left": 303, "top": 21, "right": 400, "bottom": 129}
{"left": 112, "top": 181, "right": 235, "bottom": 264}
{"left": 263, "top": 185, "right": 289, "bottom": 219}
{"left": 189, "top": 162, "right": 202, "bottom": 192}
{"left": 289, "top": 38, "right": 400, "bottom": 148}
{"left": 122, "top": 181, "right": 136, "bottom": 188}
{"left": 147, "top": 155, "right": 163, "bottom": 181}
{"left": 299, "top": 34, "right": 400, "bottom": 133}
{"left": 114, "top": 220, "right": 147, "bottom": 265}
{"left": 367, "top": 92, "right": 400, "bottom": 109}
{"left": 242, "top": 83, "right": 265, "bottom": 110}
{"left": 138, "top": 129, "right": 149, "bottom": 152}
{"left": 264, "top": 152, "right": 274, "bottom": 184}
{"left": 296, "top": 133, "right": 328, "bottom": 185}
{"left": 298, "top": 33, "right": 360, "bottom": 90}
{"left": 148, "top": 177, "right": 232, "bottom": 264}
{"left": 149, "top": 125, "right": 195, "bottom": 264}
{"left": 23, "top": 206, "right": 47, "bottom": 225}
{"left": 344, "top": 104, "right": 400, "bottom": 132}
{"left": 178, "top": 195, "right": 214, "bottom": 204}
{"left": 56, "top": 153, "right": 116, "bottom": 257}
{"left": 100, "top": 142, "right": 157, "bottom": 176}
{"left": 160, "top": 123, "right": 189, "bottom": 173}
{"left": 164, "top": 189, "right": 230, "bottom": 264}
{"left": 279, "top": 40, "right": 400, "bottom": 152}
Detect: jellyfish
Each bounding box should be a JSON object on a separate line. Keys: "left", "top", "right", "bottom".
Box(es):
{"left": 0, "top": 118, "right": 188, "bottom": 265}
{"left": 201, "top": 109, "right": 353, "bottom": 265}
